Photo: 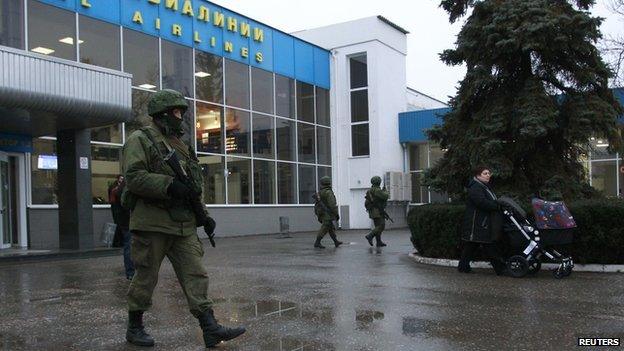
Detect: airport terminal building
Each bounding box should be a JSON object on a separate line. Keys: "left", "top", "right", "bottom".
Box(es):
{"left": 1, "top": 1, "right": 622, "bottom": 251}
{"left": 0, "top": 0, "right": 331, "bottom": 250}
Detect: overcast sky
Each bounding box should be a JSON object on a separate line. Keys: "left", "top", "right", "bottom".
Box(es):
{"left": 213, "top": 0, "right": 623, "bottom": 103}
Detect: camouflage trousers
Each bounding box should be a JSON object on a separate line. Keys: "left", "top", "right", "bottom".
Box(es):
{"left": 127, "top": 231, "right": 212, "bottom": 316}
{"left": 316, "top": 221, "right": 338, "bottom": 240}
{"left": 370, "top": 217, "right": 386, "bottom": 238}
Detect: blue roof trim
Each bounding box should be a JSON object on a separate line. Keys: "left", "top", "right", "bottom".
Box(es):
{"left": 398, "top": 108, "right": 450, "bottom": 143}
{"left": 399, "top": 88, "right": 624, "bottom": 143}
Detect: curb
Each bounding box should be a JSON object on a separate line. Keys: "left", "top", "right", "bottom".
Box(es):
{"left": 408, "top": 253, "right": 624, "bottom": 273}
{"left": 0, "top": 248, "right": 121, "bottom": 265}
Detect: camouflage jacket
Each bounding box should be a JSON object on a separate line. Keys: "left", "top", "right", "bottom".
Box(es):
{"left": 122, "top": 121, "right": 206, "bottom": 236}
{"left": 318, "top": 186, "right": 338, "bottom": 222}
{"left": 366, "top": 186, "right": 389, "bottom": 219}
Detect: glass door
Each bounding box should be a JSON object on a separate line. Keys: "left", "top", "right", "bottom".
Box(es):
{"left": 0, "top": 152, "right": 9, "bottom": 248}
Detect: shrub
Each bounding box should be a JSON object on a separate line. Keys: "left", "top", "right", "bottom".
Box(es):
{"left": 408, "top": 199, "right": 624, "bottom": 264}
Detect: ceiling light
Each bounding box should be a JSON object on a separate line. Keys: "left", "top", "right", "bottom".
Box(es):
{"left": 596, "top": 143, "right": 609, "bottom": 147}
{"left": 59, "top": 37, "right": 83, "bottom": 45}
{"left": 31, "top": 47, "right": 55, "bottom": 55}
{"left": 138, "top": 84, "right": 157, "bottom": 90}
{"left": 590, "top": 137, "right": 596, "bottom": 141}
{"left": 195, "top": 71, "right": 211, "bottom": 78}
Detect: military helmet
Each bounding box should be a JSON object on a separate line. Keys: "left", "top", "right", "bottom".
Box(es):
{"left": 320, "top": 176, "right": 332, "bottom": 186}
{"left": 371, "top": 176, "right": 382, "bottom": 186}
{"left": 147, "top": 89, "right": 188, "bottom": 117}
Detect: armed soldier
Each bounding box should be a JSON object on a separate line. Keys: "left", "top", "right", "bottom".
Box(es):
{"left": 121, "top": 89, "right": 245, "bottom": 348}
{"left": 364, "top": 176, "right": 391, "bottom": 247}
{"left": 313, "top": 176, "right": 343, "bottom": 248}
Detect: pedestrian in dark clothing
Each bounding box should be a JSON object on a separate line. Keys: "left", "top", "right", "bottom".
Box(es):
{"left": 109, "top": 175, "right": 134, "bottom": 279}
{"left": 458, "top": 166, "right": 506, "bottom": 275}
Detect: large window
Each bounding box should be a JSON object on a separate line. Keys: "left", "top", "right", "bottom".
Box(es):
{"left": 91, "top": 124, "right": 122, "bottom": 144}
{"left": 195, "top": 51, "right": 223, "bottom": 103}
{"left": 28, "top": 0, "right": 75, "bottom": 61}
{"left": 162, "top": 40, "right": 194, "bottom": 98}
{"left": 252, "top": 114, "right": 274, "bottom": 159}
{"left": 277, "top": 162, "right": 296, "bottom": 204}
{"left": 297, "top": 123, "right": 316, "bottom": 164}
{"left": 78, "top": 16, "right": 120, "bottom": 70}
{"left": 0, "top": 0, "right": 24, "bottom": 49}
{"left": 252, "top": 68, "right": 274, "bottom": 114}
{"left": 91, "top": 146, "right": 121, "bottom": 204}
{"left": 31, "top": 139, "right": 57, "bottom": 205}
{"left": 199, "top": 155, "right": 226, "bottom": 204}
{"left": 225, "top": 59, "right": 250, "bottom": 109}
{"left": 225, "top": 109, "right": 250, "bottom": 156}
{"left": 317, "top": 127, "right": 331, "bottom": 165}
{"left": 298, "top": 164, "right": 316, "bottom": 204}
{"left": 125, "top": 89, "right": 154, "bottom": 137}
{"left": 316, "top": 87, "right": 330, "bottom": 126}
{"left": 276, "top": 118, "right": 296, "bottom": 161}
{"left": 275, "top": 75, "right": 295, "bottom": 118}
{"left": 253, "top": 160, "right": 275, "bottom": 204}
{"left": 591, "top": 161, "right": 617, "bottom": 197}
{"left": 196, "top": 102, "right": 224, "bottom": 154}
{"left": 226, "top": 157, "right": 251, "bottom": 204}
{"left": 123, "top": 29, "right": 159, "bottom": 89}
{"left": 409, "top": 143, "right": 448, "bottom": 204}
{"left": 350, "top": 54, "right": 369, "bottom": 156}
{"left": 297, "top": 82, "right": 315, "bottom": 123}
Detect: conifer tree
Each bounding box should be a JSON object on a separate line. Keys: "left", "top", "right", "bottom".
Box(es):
{"left": 426, "top": 0, "right": 623, "bottom": 200}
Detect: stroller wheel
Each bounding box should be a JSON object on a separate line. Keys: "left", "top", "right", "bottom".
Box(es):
{"left": 506, "top": 255, "right": 529, "bottom": 278}
{"left": 553, "top": 268, "right": 566, "bottom": 279}
{"left": 527, "top": 259, "right": 541, "bottom": 275}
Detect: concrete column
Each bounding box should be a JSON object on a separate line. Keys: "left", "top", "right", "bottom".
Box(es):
{"left": 57, "top": 129, "right": 93, "bottom": 250}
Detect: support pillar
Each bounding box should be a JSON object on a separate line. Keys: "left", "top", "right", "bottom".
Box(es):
{"left": 57, "top": 129, "right": 93, "bottom": 250}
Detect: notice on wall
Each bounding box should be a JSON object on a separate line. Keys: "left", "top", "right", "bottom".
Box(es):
{"left": 80, "top": 157, "right": 89, "bottom": 170}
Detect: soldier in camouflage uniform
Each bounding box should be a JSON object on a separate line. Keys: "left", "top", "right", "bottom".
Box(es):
{"left": 122, "top": 89, "right": 245, "bottom": 348}
{"left": 364, "top": 176, "right": 390, "bottom": 247}
{"left": 314, "top": 176, "right": 343, "bottom": 248}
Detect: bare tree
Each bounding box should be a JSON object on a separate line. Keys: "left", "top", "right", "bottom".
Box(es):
{"left": 603, "top": 0, "right": 624, "bottom": 86}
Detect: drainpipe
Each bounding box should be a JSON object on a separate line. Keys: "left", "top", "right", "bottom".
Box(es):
{"left": 330, "top": 48, "right": 341, "bottom": 228}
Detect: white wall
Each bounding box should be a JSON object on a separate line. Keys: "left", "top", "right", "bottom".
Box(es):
{"left": 406, "top": 88, "right": 448, "bottom": 111}
{"left": 295, "top": 17, "right": 408, "bottom": 229}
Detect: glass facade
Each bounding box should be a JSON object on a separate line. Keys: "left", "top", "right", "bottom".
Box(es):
{"left": 350, "top": 54, "right": 369, "bottom": 156}
{"left": 18, "top": 1, "right": 331, "bottom": 207}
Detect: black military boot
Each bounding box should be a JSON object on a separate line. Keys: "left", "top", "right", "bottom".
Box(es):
{"left": 314, "top": 237, "right": 325, "bottom": 249}
{"left": 197, "top": 309, "right": 246, "bottom": 348}
{"left": 365, "top": 233, "right": 374, "bottom": 247}
{"left": 126, "top": 310, "right": 155, "bottom": 347}
{"left": 375, "top": 235, "right": 387, "bottom": 247}
{"left": 330, "top": 234, "right": 343, "bottom": 247}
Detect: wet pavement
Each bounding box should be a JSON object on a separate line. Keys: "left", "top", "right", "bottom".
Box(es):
{"left": 1, "top": 229, "right": 623, "bottom": 350}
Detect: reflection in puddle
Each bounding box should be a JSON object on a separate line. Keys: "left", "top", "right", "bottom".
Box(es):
{"left": 402, "top": 317, "right": 431, "bottom": 337}
{"left": 355, "top": 310, "right": 385, "bottom": 330}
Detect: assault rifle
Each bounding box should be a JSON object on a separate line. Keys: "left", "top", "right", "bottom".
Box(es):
{"left": 164, "top": 149, "right": 216, "bottom": 247}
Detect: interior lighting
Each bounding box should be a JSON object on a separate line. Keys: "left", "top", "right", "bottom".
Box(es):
{"left": 59, "top": 37, "right": 84, "bottom": 45}
{"left": 138, "top": 84, "right": 157, "bottom": 90}
{"left": 31, "top": 47, "right": 55, "bottom": 55}
{"left": 195, "top": 71, "right": 211, "bottom": 78}
{"left": 596, "top": 143, "right": 609, "bottom": 148}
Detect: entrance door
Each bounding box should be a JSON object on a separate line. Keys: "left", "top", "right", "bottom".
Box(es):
{"left": 0, "top": 152, "right": 9, "bottom": 249}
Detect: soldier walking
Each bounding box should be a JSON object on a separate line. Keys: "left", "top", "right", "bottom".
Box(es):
{"left": 313, "top": 176, "right": 343, "bottom": 248}
{"left": 364, "top": 176, "right": 390, "bottom": 247}
{"left": 121, "top": 89, "right": 245, "bottom": 348}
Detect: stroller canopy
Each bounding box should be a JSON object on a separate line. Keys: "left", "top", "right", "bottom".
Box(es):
{"left": 497, "top": 196, "right": 527, "bottom": 219}
{"left": 531, "top": 198, "right": 577, "bottom": 230}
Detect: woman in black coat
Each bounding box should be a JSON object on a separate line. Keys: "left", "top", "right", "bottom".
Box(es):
{"left": 458, "top": 166, "right": 506, "bottom": 275}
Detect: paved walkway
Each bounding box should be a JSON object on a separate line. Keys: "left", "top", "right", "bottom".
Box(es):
{"left": 0, "top": 229, "right": 623, "bottom": 350}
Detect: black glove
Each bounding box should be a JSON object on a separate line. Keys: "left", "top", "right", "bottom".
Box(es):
{"left": 167, "top": 179, "right": 191, "bottom": 199}
{"left": 335, "top": 214, "right": 340, "bottom": 221}
{"left": 203, "top": 216, "right": 216, "bottom": 236}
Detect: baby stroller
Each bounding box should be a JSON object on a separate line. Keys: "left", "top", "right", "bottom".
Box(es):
{"left": 497, "top": 197, "right": 576, "bottom": 279}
